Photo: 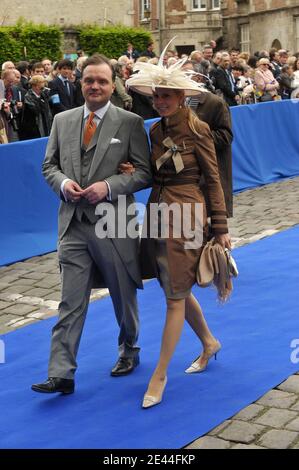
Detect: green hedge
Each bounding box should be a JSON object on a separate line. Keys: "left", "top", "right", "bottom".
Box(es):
{"left": 0, "top": 22, "right": 151, "bottom": 66}
{"left": 78, "top": 26, "right": 152, "bottom": 59}
{"left": 0, "top": 22, "right": 62, "bottom": 65}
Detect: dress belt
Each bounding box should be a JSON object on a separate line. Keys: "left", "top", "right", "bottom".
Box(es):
{"left": 153, "top": 177, "right": 200, "bottom": 186}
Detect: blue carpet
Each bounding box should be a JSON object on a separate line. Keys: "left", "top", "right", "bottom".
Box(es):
{"left": 0, "top": 226, "right": 299, "bottom": 449}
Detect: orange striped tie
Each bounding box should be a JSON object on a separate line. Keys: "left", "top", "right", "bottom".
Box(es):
{"left": 83, "top": 112, "right": 96, "bottom": 147}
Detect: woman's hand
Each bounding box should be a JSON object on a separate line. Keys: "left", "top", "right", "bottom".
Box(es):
{"left": 214, "top": 233, "right": 231, "bottom": 250}
{"left": 118, "top": 161, "right": 135, "bottom": 175}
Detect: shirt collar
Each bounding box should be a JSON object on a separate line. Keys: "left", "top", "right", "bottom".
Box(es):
{"left": 58, "top": 74, "right": 68, "bottom": 83}
{"left": 83, "top": 101, "right": 111, "bottom": 120}
{"left": 32, "top": 90, "right": 41, "bottom": 98}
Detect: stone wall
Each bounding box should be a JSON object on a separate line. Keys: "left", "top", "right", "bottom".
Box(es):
{"left": 222, "top": 0, "right": 299, "bottom": 53}
{"left": 0, "top": 0, "right": 134, "bottom": 27}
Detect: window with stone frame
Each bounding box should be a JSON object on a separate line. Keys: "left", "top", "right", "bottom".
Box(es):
{"left": 211, "top": 0, "right": 220, "bottom": 9}
{"left": 140, "top": 0, "right": 151, "bottom": 19}
{"left": 240, "top": 24, "right": 250, "bottom": 54}
{"left": 192, "top": 0, "right": 207, "bottom": 10}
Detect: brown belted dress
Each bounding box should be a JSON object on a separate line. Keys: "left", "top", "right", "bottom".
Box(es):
{"left": 140, "top": 108, "right": 228, "bottom": 299}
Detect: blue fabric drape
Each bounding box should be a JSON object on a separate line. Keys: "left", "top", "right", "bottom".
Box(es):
{"left": 1, "top": 100, "right": 299, "bottom": 266}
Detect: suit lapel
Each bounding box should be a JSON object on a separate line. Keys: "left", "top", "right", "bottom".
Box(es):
{"left": 88, "top": 104, "right": 122, "bottom": 179}
{"left": 69, "top": 106, "right": 84, "bottom": 182}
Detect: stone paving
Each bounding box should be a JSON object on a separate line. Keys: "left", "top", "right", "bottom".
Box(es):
{"left": 1, "top": 176, "right": 299, "bottom": 448}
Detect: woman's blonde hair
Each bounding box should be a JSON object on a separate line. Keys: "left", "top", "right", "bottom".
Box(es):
{"left": 187, "top": 107, "right": 203, "bottom": 139}
{"left": 29, "top": 75, "right": 47, "bottom": 86}
{"left": 174, "top": 90, "right": 203, "bottom": 138}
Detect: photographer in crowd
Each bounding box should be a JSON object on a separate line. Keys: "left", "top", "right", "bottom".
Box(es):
{"left": 20, "top": 75, "right": 52, "bottom": 140}
{"left": 0, "top": 69, "right": 25, "bottom": 142}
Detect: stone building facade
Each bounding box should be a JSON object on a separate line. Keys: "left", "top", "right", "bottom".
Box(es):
{"left": 1, "top": 0, "right": 298, "bottom": 55}
{"left": 0, "top": 0, "right": 135, "bottom": 28}
{"left": 133, "top": 1, "right": 223, "bottom": 54}
{"left": 222, "top": 0, "right": 299, "bottom": 54}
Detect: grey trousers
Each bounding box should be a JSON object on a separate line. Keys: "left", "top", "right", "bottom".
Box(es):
{"left": 48, "top": 218, "right": 139, "bottom": 380}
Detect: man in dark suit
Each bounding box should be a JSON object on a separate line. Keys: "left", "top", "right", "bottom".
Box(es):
{"left": 214, "top": 53, "right": 239, "bottom": 107}
{"left": 183, "top": 61, "right": 233, "bottom": 218}
{"left": 48, "top": 59, "right": 75, "bottom": 115}
{"left": 31, "top": 55, "right": 152, "bottom": 394}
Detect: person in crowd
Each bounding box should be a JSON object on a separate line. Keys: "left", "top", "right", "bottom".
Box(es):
{"left": 229, "top": 48, "right": 240, "bottom": 68}
{"left": 269, "top": 48, "right": 281, "bottom": 79}
{"left": 254, "top": 58, "right": 279, "bottom": 101}
{"left": 202, "top": 45, "right": 213, "bottom": 63}
{"left": 126, "top": 43, "right": 231, "bottom": 408}
{"left": 31, "top": 62, "right": 45, "bottom": 76}
{"left": 123, "top": 43, "right": 139, "bottom": 62}
{"left": 278, "top": 64, "right": 296, "bottom": 100}
{"left": 110, "top": 63, "right": 133, "bottom": 110}
{"left": 291, "top": 57, "right": 299, "bottom": 99}
{"left": 31, "top": 54, "right": 152, "bottom": 394}
{"left": 117, "top": 56, "right": 133, "bottom": 80}
{"left": 236, "top": 65, "right": 256, "bottom": 104}
{"left": 129, "top": 59, "right": 159, "bottom": 120}
{"left": 0, "top": 69, "right": 24, "bottom": 141}
{"left": 13, "top": 69, "right": 22, "bottom": 87}
{"left": 0, "top": 111, "right": 8, "bottom": 144}
{"left": 46, "top": 61, "right": 59, "bottom": 82}
{"left": 247, "top": 55, "right": 258, "bottom": 71}
{"left": 1, "top": 61, "right": 15, "bottom": 71}
{"left": 48, "top": 59, "right": 75, "bottom": 115}
{"left": 182, "top": 61, "right": 233, "bottom": 218}
{"left": 42, "top": 58, "right": 53, "bottom": 78}
{"left": 16, "top": 61, "right": 30, "bottom": 90}
{"left": 278, "top": 49, "right": 289, "bottom": 68}
{"left": 214, "top": 52, "right": 239, "bottom": 106}
{"left": 73, "top": 56, "right": 88, "bottom": 107}
{"left": 74, "top": 56, "right": 88, "bottom": 81}
{"left": 238, "top": 52, "right": 250, "bottom": 63}
{"left": 190, "top": 50, "right": 203, "bottom": 69}
{"left": 140, "top": 41, "right": 156, "bottom": 59}
{"left": 20, "top": 75, "right": 52, "bottom": 140}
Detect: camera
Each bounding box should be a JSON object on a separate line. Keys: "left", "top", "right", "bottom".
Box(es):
{"left": 0, "top": 98, "right": 8, "bottom": 111}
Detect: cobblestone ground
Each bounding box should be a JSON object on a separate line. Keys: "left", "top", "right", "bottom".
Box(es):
{"left": 1, "top": 176, "right": 299, "bottom": 448}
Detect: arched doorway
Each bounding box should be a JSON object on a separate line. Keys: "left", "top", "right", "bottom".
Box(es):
{"left": 272, "top": 39, "right": 282, "bottom": 50}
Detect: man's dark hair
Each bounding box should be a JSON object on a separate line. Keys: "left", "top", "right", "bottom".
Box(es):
{"left": 16, "top": 61, "right": 29, "bottom": 74}
{"left": 81, "top": 54, "right": 116, "bottom": 82}
{"left": 269, "top": 48, "right": 278, "bottom": 61}
{"left": 57, "top": 59, "right": 74, "bottom": 70}
{"left": 232, "top": 65, "right": 244, "bottom": 73}
{"left": 32, "top": 62, "right": 44, "bottom": 71}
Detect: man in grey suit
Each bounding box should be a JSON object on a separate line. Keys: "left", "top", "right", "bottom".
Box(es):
{"left": 32, "top": 55, "right": 152, "bottom": 394}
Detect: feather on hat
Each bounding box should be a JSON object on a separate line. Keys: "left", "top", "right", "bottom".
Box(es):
{"left": 126, "top": 38, "right": 207, "bottom": 97}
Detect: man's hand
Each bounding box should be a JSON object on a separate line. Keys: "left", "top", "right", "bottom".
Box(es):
{"left": 64, "top": 181, "right": 84, "bottom": 202}
{"left": 82, "top": 182, "right": 108, "bottom": 204}
{"left": 2, "top": 102, "right": 11, "bottom": 115}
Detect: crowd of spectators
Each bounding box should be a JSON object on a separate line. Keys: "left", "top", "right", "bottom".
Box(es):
{"left": 1, "top": 40, "right": 299, "bottom": 144}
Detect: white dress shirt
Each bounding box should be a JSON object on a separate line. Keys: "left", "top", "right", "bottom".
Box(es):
{"left": 61, "top": 101, "right": 112, "bottom": 201}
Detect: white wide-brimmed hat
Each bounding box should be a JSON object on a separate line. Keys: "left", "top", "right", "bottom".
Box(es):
{"left": 126, "top": 38, "right": 207, "bottom": 97}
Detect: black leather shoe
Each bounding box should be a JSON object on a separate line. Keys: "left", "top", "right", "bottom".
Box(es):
{"left": 111, "top": 356, "right": 140, "bottom": 377}
{"left": 31, "top": 377, "right": 74, "bottom": 394}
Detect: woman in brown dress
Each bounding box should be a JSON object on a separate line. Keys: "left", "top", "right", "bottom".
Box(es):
{"left": 126, "top": 41, "right": 231, "bottom": 408}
